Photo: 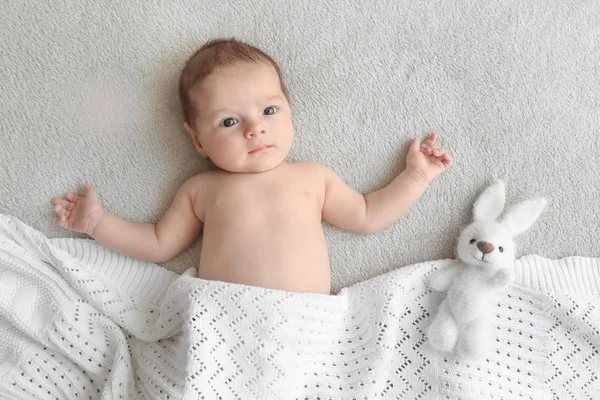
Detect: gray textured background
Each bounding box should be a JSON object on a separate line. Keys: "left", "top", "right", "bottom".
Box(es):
{"left": 1, "top": 0, "right": 598, "bottom": 291}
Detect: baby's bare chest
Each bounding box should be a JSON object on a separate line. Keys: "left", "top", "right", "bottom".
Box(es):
{"left": 199, "top": 168, "right": 325, "bottom": 225}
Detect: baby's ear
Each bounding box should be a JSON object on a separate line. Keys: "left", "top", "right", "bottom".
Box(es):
{"left": 184, "top": 122, "right": 208, "bottom": 157}
{"left": 473, "top": 180, "right": 505, "bottom": 222}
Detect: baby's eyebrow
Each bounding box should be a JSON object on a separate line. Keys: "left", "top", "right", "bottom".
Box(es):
{"left": 267, "top": 94, "right": 285, "bottom": 102}
{"left": 207, "top": 107, "right": 229, "bottom": 115}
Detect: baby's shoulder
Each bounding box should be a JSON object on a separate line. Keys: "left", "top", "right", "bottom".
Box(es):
{"left": 177, "top": 171, "right": 217, "bottom": 198}
{"left": 182, "top": 170, "right": 212, "bottom": 185}
{"left": 288, "top": 162, "right": 329, "bottom": 196}
{"left": 291, "top": 161, "right": 341, "bottom": 184}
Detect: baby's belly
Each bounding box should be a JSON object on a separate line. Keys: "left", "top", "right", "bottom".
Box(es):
{"left": 197, "top": 216, "right": 331, "bottom": 294}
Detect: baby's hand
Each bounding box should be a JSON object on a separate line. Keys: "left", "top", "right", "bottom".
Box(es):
{"left": 52, "top": 184, "right": 105, "bottom": 236}
{"left": 406, "top": 133, "right": 452, "bottom": 185}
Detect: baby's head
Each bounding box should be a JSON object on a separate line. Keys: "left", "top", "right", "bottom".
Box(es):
{"left": 180, "top": 38, "right": 294, "bottom": 173}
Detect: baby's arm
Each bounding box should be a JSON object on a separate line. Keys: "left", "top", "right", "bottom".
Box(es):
{"left": 53, "top": 176, "right": 204, "bottom": 263}
{"left": 320, "top": 167, "right": 428, "bottom": 233}
{"left": 320, "top": 134, "right": 451, "bottom": 233}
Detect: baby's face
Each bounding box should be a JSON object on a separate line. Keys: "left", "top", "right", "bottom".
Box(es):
{"left": 185, "top": 62, "right": 294, "bottom": 173}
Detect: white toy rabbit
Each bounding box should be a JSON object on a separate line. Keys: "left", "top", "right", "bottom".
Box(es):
{"left": 427, "top": 180, "right": 547, "bottom": 358}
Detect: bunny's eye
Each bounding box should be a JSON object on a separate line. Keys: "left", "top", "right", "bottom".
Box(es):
{"left": 469, "top": 239, "right": 476, "bottom": 244}
{"left": 499, "top": 246, "right": 504, "bottom": 252}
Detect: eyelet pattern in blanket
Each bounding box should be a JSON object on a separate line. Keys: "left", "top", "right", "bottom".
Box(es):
{"left": 0, "top": 214, "right": 599, "bottom": 399}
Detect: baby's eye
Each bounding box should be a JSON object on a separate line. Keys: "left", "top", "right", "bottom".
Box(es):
{"left": 220, "top": 118, "right": 238, "bottom": 128}
{"left": 263, "top": 106, "right": 277, "bottom": 116}
{"left": 499, "top": 246, "right": 504, "bottom": 253}
{"left": 469, "top": 239, "right": 476, "bottom": 244}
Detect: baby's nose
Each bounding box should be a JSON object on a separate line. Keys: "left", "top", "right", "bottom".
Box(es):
{"left": 477, "top": 241, "right": 495, "bottom": 254}
{"left": 244, "top": 123, "right": 265, "bottom": 138}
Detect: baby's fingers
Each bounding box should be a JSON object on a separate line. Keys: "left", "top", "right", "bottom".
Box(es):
{"left": 52, "top": 197, "right": 76, "bottom": 211}
{"left": 425, "top": 146, "right": 443, "bottom": 157}
{"left": 439, "top": 152, "right": 452, "bottom": 167}
{"left": 423, "top": 132, "right": 437, "bottom": 146}
{"left": 57, "top": 215, "right": 67, "bottom": 226}
{"left": 444, "top": 153, "right": 452, "bottom": 165}
{"left": 65, "top": 192, "right": 79, "bottom": 202}
{"left": 54, "top": 204, "right": 67, "bottom": 217}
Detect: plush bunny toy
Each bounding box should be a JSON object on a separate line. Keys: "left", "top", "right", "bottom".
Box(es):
{"left": 427, "top": 180, "right": 547, "bottom": 358}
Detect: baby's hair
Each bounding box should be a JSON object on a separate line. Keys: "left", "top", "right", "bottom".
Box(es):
{"left": 179, "top": 38, "right": 289, "bottom": 127}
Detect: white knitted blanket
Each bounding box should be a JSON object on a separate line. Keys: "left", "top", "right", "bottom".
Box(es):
{"left": 0, "top": 214, "right": 599, "bottom": 399}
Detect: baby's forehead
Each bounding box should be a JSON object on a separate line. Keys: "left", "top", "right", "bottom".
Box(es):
{"left": 191, "top": 65, "right": 284, "bottom": 105}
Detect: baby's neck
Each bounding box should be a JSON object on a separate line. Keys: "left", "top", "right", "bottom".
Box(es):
{"left": 216, "top": 160, "right": 290, "bottom": 176}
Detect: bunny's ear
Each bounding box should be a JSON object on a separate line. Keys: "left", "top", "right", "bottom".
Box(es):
{"left": 473, "top": 180, "right": 506, "bottom": 222}
{"left": 500, "top": 198, "right": 547, "bottom": 236}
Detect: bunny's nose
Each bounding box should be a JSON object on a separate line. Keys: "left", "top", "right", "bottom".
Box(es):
{"left": 477, "top": 241, "right": 495, "bottom": 254}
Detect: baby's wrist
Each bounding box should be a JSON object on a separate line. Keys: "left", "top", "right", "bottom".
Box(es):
{"left": 405, "top": 168, "right": 430, "bottom": 189}
{"left": 88, "top": 210, "right": 106, "bottom": 238}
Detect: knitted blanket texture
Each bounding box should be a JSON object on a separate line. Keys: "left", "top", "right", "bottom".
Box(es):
{"left": 0, "top": 214, "right": 599, "bottom": 399}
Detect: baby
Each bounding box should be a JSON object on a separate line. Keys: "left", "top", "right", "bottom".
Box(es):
{"left": 52, "top": 38, "right": 451, "bottom": 295}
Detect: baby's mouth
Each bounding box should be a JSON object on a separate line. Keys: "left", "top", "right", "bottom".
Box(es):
{"left": 249, "top": 145, "right": 272, "bottom": 154}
